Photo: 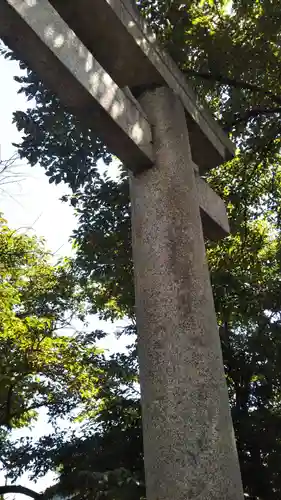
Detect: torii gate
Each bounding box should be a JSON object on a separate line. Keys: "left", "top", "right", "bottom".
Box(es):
{"left": 0, "top": 1, "right": 244, "bottom": 499}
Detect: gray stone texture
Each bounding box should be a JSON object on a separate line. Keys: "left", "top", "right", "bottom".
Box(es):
{"left": 0, "top": 0, "right": 153, "bottom": 172}
{"left": 50, "top": 0, "right": 235, "bottom": 170}
{"left": 130, "top": 87, "right": 243, "bottom": 500}
{"left": 1, "top": 0, "right": 230, "bottom": 241}
{"left": 196, "top": 171, "right": 230, "bottom": 241}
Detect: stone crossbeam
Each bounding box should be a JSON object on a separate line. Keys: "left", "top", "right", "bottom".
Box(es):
{"left": 49, "top": 0, "right": 235, "bottom": 172}
{"left": 0, "top": 0, "right": 229, "bottom": 241}
{"left": 196, "top": 170, "right": 230, "bottom": 240}
{"left": 0, "top": 0, "right": 154, "bottom": 172}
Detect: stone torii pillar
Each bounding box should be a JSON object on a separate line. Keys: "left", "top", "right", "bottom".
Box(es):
{"left": 130, "top": 87, "right": 242, "bottom": 500}
{"left": 0, "top": 1, "right": 244, "bottom": 498}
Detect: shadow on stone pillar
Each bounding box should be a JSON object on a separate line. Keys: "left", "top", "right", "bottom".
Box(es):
{"left": 130, "top": 86, "right": 244, "bottom": 500}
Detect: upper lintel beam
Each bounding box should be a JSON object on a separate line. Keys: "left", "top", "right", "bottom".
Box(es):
{"left": 50, "top": 0, "right": 235, "bottom": 172}
{"left": 0, "top": 0, "right": 229, "bottom": 241}
{"left": 0, "top": 0, "right": 154, "bottom": 173}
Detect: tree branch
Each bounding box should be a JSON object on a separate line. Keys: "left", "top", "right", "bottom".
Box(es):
{"left": 184, "top": 69, "right": 281, "bottom": 106}
{"left": 8, "top": 400, "right": 50, "bottom": 422}
{"left": 227, "top": 107, "right": 281, "bottom": 129}
{"left": 0, "top": 485, "right": 43, "bottom": 499}
{"left": 5, "top": 383, "right": 14, "bottom": 428}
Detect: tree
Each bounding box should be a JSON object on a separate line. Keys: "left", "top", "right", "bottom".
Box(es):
{"left": 0, "top": 214, "right": 108, "bottom": 497}
{"left": 2, "top": 0, "right": 281, "bottom": 498}
{"left": 0, "top": 153, "right": 23, "bottom": 188}
{"left": 17, "top": 343, "right": 143, "bottom": 500}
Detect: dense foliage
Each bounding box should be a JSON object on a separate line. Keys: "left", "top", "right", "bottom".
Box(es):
{"left": 0, "top": 215, "right": 109, "bottom": 497}
{"left": 1, "top": 0, "right": 281, "bottom": 498}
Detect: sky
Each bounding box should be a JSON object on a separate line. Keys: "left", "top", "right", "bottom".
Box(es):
{"left": 0, "top": 57, "right": 76, "bottom": 256}
{"left": 0, "top": 51, "right": 130, "bottom": 498}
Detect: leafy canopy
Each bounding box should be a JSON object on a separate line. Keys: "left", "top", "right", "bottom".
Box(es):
{"left": 1, "top": 0, "right": 281, "bottom": 498}
{"left": 0, "top": 214, "right": 111, "bottom": 496}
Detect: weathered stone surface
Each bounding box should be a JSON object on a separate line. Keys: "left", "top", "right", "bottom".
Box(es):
{"left": 0, "top": 0, "right": 153, "bottom": 173}
{"left": 130, "top": 87, "right": 243, "bottom": 500}
{"left": 196, "top": 171, "right": 230, "bottom": 240}
{"left": 50, "top": 0, "right": 235, "bottom": 171}
{"left": 0, "top": 0, "right": 230, "bottom": 241}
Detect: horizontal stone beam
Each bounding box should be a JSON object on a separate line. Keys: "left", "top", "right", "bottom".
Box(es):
{"left": 191, "top": 161, "right": 229, "bottom": 240}
{"left": 0, "top": 0, "right": 229, "bottom": 241}
{"left": 197, "top": 175, "right": 230, "bottom": 240}
{"left": 0, "top": 0, "right": 154, "bottom": 173}
{"left": 50, "top": 0, "right": 235, "bottom": 172}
